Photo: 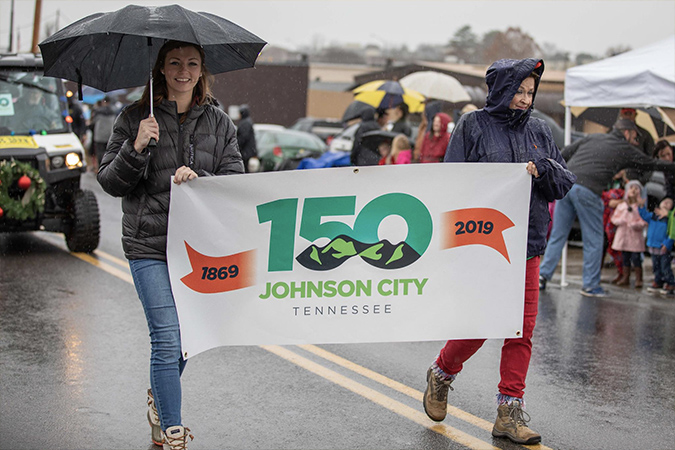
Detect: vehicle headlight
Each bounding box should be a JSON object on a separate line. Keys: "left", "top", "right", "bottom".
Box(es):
{"left": 65, "top": 152, "right": 82, "bottom": 169}
{"left": 51, "top": 155, "right": 65, "bottom": 169}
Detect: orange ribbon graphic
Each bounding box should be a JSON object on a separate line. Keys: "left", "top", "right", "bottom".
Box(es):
{"left": 441, "top": 208, "right": 515, "bottom": 263}
{"left": 181, "top": 242, "right": 256, "bottom": 294}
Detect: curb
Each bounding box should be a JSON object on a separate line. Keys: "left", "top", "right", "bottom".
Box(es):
{"left": 544, "top": 273, "right": 675, "bottom": 306}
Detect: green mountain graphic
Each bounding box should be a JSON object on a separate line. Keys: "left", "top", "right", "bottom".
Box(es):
{"left": 296, "top": 234, "right": 421, "bottom": 271}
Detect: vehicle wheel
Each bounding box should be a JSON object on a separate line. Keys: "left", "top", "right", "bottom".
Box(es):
{"left": 65, "top": 189, "right": 100, "bottom": 253}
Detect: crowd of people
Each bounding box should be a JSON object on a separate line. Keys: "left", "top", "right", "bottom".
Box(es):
{"left": 349, "top": 102, "right": 458, "bottom": 166}
{"left": 539, "top": 116, "right": 675, "bottom": 297}
{"left": 343, "top": 91, "right": 675, "bottom": 301}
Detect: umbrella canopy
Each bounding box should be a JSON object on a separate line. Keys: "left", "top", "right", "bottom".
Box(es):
{"left": 360, "top": 129, "right": 401, "bottom": 150}
{"left": 38, "top": 4, "right": 266, "bottom": 93}
{"left": 570, "top": 106, "right": 675, "bottom": 139}
{"left": 399, "top": 71, "right": 471, "bottom": 104}
{"left": 341, "top": 100, "right": 375, "bottom": 123}
{"left": 352, "top": 80, "right": 425, "bottom": 113}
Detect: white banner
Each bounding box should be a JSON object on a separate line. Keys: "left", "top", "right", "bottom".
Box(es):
{"left": 167, "top": 163, "right": 531, "bottom": 358}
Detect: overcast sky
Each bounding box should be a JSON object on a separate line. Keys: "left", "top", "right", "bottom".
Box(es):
{"left": 2, "top": 0, "right": 674, "bottom": 57}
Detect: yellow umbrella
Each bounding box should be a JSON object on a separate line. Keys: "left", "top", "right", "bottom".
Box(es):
{"left": 352, "top": 80, "right": 425, "bottom": 113}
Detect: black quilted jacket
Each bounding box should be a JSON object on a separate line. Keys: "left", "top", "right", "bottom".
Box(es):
{"left": 97, "top": 98, "right": 244, "bottom": 261}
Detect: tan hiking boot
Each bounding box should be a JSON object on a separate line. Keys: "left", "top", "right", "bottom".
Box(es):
{"left": 492, "top": 400, "right": 541, "bottom": 445}
{"left": 147, "top": 389, "right": 163, "bottom": 446}
{"left": 163, "top": 425, "right": 194, "bottom": 450}
{"left": 422, "top": 366, "right": 454, "bottom": 422}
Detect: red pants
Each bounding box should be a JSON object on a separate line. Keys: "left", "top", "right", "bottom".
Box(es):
{"left": 436, "top": 256, "right": 540, "bottom": 399}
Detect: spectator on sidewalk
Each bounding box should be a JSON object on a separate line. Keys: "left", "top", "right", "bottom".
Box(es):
{"left": 236, "top": 104, "right": 257, "bottom": 172}
{"left": 90, "top": 97, "right": 117, "bottom": 169}
{"left": 602, "top": 170, "right": 628, "bottom": 283}
{"left": 640, "top": 197, "right": 675, "bottom": 295}
{"left": 379, "top": 134, "right": 412, "bottom": 165}
{"left": 415, "top": 112, "right": 452, "bottom": 163}
{"left": 387, "top": 102, "right": 412, "bottom": 137}
{"left": 619, "top": 107, "right": 654, "bottom": 156}
{"left": 351, "top": 108, "right": 385, "bottom": 166}
{"left": 610, "top": 180, "right": 648, "bottom": 288}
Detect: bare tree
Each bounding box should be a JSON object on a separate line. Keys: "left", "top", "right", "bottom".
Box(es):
{"left": 481, "top": 27, "right": 543, "bottom": 63}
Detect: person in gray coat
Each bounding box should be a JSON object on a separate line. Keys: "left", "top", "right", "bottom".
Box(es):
{"left": 97, "top": 40, "right": 243, "bottom": 449}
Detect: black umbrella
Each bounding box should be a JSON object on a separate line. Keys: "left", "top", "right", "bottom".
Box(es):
{"left": 341, "top": 100, "right": 375, "bottom": 123}
{"left": 39, "top": 4, "right": 266, "bottom": 115}
{"left": 361, "top": 130, "right": 400, "bottom": 150}
{"left": 573, "top": 106, "right": 675, "bottom": 138}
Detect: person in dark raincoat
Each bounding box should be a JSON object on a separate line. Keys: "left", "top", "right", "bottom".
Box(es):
{"left": 236, "top": 104, "right": 258, "bottom": 172}
{"left": 350, "top": 108, "right": 383, "bottom": 166}
{"left": 422, "top": 58, "right": 576, "bottom": 446}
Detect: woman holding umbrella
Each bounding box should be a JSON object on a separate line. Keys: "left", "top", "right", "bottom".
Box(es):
{"left": 98, "top": 40, "right": 244, "bottom": 449}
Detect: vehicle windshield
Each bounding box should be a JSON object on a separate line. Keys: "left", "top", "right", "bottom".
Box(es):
{"left": 280, "top": 131, "right": 325, "bottom": 149}
{"left": 0, "top": 69, "right": 68, "bottom": 135}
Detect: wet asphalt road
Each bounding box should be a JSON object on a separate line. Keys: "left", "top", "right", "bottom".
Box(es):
{"left": 1, "top": 171, "right": 674, "bottom": 450}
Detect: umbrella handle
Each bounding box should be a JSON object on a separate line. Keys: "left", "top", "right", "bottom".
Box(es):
{"left": 147, "top": 69, "right": 156, "bottom": 148}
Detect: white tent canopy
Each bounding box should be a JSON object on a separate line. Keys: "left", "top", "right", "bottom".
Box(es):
{"left": 564, "top": 35, "right": 675, "bottom": 108}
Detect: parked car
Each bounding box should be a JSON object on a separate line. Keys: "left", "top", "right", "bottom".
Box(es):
{"left": 329, "top": 123, "right": 359, "bottom": 153}
{"left": 253, "top": 124, "right": 327, "bottom": 171}
{"left": 290, "top": 117, "right": 343, "bottom": 144}
{"left": 0, "top": 53, "right": 100, "bottom": 252}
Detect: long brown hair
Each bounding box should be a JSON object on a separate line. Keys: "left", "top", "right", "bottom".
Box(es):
{"left": 135, "top": 40, "right": 214, "bottom": 114}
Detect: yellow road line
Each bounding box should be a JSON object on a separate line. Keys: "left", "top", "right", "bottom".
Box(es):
{"left": 93, "top": 248, "right": 129, "bottom": 268}
{"left": 262, "top": 344, "right": 501, "bottom": 450}
{"left": 67, "top": 243, "right": 551, "bottom": 450}
{"left": 300, "top": 344, "right": 492, "bottom": 431}
{"left": 299, "top": 344, "right": 552, "bottom": 450}
{"left": 71, "top": 251, "right": 134, "bottom": 284}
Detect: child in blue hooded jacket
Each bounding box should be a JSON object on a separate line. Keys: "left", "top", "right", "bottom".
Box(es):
{"left": 640, "top": 197, "right": 675, "bottom": 294}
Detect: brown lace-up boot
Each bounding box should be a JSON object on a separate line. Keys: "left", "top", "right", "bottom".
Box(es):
{"left": 492, "top": 400, "right": 541, "bottom": 445}
{"left": 422, "top": 366, "right": 454, "bottom": 421}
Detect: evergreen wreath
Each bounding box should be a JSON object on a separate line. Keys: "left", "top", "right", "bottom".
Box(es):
{"left": 0, "top": 159, "right": 46, "bottom": 221}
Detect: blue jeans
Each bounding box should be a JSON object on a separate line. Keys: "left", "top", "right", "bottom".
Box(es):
{"left": 129, "top": 259, "right": 186, "bottom": 431}
{"left": 540, "top": 184, "right": 604, "bottom": 290}
{"left": 652, "top": 252, "right": 675, "bottom": 286}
